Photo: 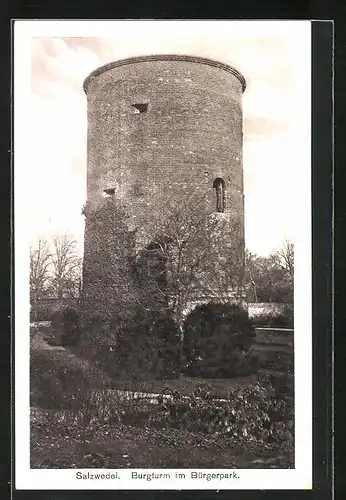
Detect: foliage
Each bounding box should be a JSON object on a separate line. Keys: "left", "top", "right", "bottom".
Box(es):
{"left": 49, "top": 307, "right": 80, "bottom": 346}
{"left": 183, "top": 303, "right": 258, "bottom": 378}
{"left": 30, "top": 239, "right": 52, "bottom": 322}
{"left": 245, "top": 243, "right": 294, "bottom": 304}
{"left": 30, "top": 333, "right": 293, "bottom": 467}
{"left": 79, "top": 196, "right": 247, "bottom": 376}
{"left": 79, "top": 199, "right": 139, "bottom": 344}
{"left": 30, "top": 347, "right": 107, "bottom": 410}
{"left": 30, "top": 302, "right": 52, "bottom": 323}
{"left": 137, "top": 194, "right": 246, "bottom": 326}
{"left": 30, "top": 234, "right": 82, "bottom": 323}
{"left": 89, "top": 307, "right": 180, "bottom": 380}
{"left": 150, "top": 378, "right": 294, "bottom": 451}
{"left": 80, "top": 200, "right": 182, "bottom": 377}
{"left": 31, "top": 351, "right": 293, "bottom": 458}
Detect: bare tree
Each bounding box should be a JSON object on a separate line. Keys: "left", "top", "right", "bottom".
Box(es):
{"left": 138, "top": 194, "right": 245, "bottom": 328}
{"left": 49, "top": 233, "right": 82, "bottom": 300}
{"left": 30, "top": 238, "right": 52, "bottom": 322}
{"left": 243, "top": 242, "right": 294, "bottom": 304}
{"left": 244, "top": 249, "right": 260, "bottom": 303}
{"left": 275, "top": 240, "right": 294, "bottom": 285}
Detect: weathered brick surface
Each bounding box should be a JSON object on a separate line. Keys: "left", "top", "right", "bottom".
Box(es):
{"left": 83, "top": 55, "right": 246, "bottom": 294}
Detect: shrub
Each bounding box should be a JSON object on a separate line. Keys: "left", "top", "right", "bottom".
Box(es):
{"left": 31, "top": 347, "right": 293, "bottom": 460}
{"left": 92, "top": 308, "right": 180, "bottom": 380}
{"left": 49, "top": 307, "right": 80, "bottom": 346}
{"left": 50, "top": 310, "right": 64, "bottom": 329}
{"left": 183, "top": 303, "right": 257, "bottom": 378}
{"left": 146, "top": 379, "right": 294, "bottom": 455}
{"left": 30, "top": 304, "right": 51, "bottom": 322}
{"left": 30, "top": 348, "right": 105, "bottom": 410}
{"left": 268, "top": 371, "right": 294, "bottom": 399}
{"left": 60, "top": 308, "right": 80, "bottom": 346}
{"left": 251, "top": 304, "right": 294, "bottom": 328}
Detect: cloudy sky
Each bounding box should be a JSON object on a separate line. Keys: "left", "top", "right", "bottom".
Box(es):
{"left": 18, "top": 21, "right": 311, "bottom": 257}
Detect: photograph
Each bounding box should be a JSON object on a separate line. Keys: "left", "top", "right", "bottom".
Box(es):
{"left": 15, "top": 20, "right": 312, "bottom": 490}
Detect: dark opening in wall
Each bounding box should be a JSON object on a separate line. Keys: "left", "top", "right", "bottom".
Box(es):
{"left": 213, "top": 178, "right": 226, "bottom": 213}
{"left": 103, "top": 188, "right": 116, "bottom": 196}
{"left": 132, "top": 103, "right": 149, "bottom": 114}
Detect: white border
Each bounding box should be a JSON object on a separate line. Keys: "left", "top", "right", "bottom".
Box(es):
{"left": 14, "top": 20, "right": 312, "bottom": 490}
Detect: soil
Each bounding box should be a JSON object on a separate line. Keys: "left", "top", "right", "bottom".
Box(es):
{"left": 30, "top": 407, "right": 290, "bottom": 469}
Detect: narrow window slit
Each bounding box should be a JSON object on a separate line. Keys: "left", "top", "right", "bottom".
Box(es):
{"left": 213, "top": 178, "right": 226, "bottom": 213}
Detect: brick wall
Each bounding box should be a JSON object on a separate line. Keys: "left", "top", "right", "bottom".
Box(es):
{"left": 84, "top": 55, "right": 245, "bottom": 243}
{"left": 83, "top": 55, "right": 246, "bottom": 307}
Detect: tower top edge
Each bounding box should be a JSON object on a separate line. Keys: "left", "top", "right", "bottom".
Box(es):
{"left": 83, "top": 54, "right": 246, "bottom": 94}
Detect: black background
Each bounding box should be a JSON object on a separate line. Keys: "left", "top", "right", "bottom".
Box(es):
{"left": 1, "top": 2, "right": 341, "bottom": 499}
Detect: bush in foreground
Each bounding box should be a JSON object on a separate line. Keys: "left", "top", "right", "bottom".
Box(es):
{"left": 49, "top": 307, "right": 80, "bottom": 346}
{"left": 110, "top": 310, "right": 180, "bottom": 380}
{"left": 77, "top": 307, "right": 180, "bottom": 381}
{"left": 183, "top": 303, "right": 258, "bottom": 378}
{"left": 150, "top": 377, "right": 294, "bottom": 453}
{"left": 30, "top": 347, "right": 107, "bottom": 410}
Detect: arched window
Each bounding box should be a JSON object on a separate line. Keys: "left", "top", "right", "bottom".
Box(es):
{"left": 213, "top": 178, "right": 226, "bottom": 213}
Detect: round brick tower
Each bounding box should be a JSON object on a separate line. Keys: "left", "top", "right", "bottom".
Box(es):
{"left": 83, "top": 55, "right": 246, "bottom": 305}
